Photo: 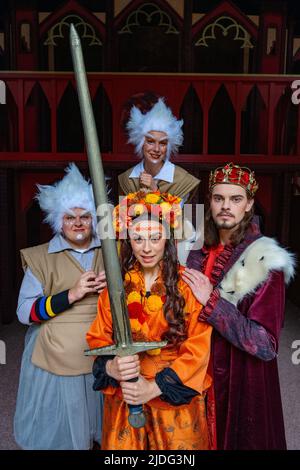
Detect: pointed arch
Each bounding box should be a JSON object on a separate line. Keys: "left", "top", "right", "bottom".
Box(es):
{"left": 193, "top": 0, "right": 257, "bottom": 73}
{"left": 92, "top": 84, "right": 113, "bottom": 153}
{"left": 115, "top": 0, "right": 182, "bottom": 72}
{"left": 57, "top": 82, "right": 84, "bottom": 152}
{"left": 39, "top": 0, "right": 105, "bottom": 40}
{"left": 179, "top": 85, "right": 203, "bottom": 154}
{"left": 240, "top": 85, "right": 268, "bottom": 154}
{"left": 274, "top": 86, "right": 298, "bottom": 156}
{"left": 24, "top": 82, "right": 51, "bottom": 152}
{"left": 114, "top": 0, "right": 182, "bottom": 32}
{"left": 192, "top": 1, "right": 258, "bottom": 42}
{"left": 0, "top": 85, "right": 18, "bottom": 151}
{"left": 40, "top": 0, "right": 104, "bottom": 71}
{"left": 208, "top": 85, "right": 235, "bottom": 154}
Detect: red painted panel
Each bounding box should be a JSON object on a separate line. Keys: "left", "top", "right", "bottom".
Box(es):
{"left": 20, "top": 172, "right": 62, "bottom": 211}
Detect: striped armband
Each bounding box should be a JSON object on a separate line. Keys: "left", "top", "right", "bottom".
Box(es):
{"left": 30, "top": 290, "right": 71, "bottom": 323}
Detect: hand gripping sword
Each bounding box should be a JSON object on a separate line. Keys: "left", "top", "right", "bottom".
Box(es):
{"left": 69, "top": 24, "right": 167, "bottom": 429}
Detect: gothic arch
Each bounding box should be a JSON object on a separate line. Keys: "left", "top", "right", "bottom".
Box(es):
{"left": 115, "top": 0, "right": 182, "bottom": 72}
{"left": 39, "top": 0, "right": 104, "bottom": 71}
{"left": 114, "top": 0, "right": 182, "bottom": 32}
{"left": 192, "top": 0, "right": 258, "bottom": 73}
{"left": 39, "top": 0, "right": 105, "bottom": 40}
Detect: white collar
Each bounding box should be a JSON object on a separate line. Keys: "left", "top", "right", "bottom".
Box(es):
{"left": 48, "top": 234, "right": 101, "bottom": 254}
{"left": 128, "top": 160, "right": 175, "bottom": 183}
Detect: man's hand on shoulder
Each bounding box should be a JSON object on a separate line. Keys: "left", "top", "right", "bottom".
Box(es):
{"left": 182, "top": 268, "right": 213, "bottom": 306}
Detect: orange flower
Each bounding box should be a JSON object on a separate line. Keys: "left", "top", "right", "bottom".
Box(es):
{"left": 130, "top": 319, "right": 142, "bottom": 332}
{"left": 127, "top": 291, "right": 142, "bottom": 304}
{"left": 166, "top": 194, "right": 181, "bottom": 205}
{"left": 146, "top": 294, "right": 163, "bottom": 312}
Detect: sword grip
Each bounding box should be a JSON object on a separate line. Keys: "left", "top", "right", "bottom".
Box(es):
{"left": 127, "top": 377, "right": 146, "bottom": 429}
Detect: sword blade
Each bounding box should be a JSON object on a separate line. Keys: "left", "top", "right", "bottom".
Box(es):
{"left": 69, "top": 24, "right": 132, "bottom": 348}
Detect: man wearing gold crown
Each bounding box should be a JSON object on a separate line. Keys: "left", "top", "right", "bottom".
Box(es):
{"left": 184, "top": 162, "right": 296, "bottom": 450}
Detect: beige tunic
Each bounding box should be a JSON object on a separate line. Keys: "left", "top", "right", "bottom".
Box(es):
{"left": 20, "top": 243, "right": 103, "bottom": 376}
{"left": 118, "top": 164, "right": 200, "bottom": 202}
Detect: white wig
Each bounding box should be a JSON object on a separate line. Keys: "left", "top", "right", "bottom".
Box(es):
{"left": 126, "top": 98, "right": 183, "bottom": 160}
{"left": 35, "top": 163, "right": 97, "bottom": 234}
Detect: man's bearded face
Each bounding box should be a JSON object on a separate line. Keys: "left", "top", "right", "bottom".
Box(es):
{"left": 210, "top": 184, "right": 254, "bottom": 231}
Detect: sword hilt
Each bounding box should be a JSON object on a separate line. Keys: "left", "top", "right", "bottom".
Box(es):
{"left": 127, "top": 377, "right": 146, "bottom": 429}
{"left": 128, "top": 404, "right": 146, "bottom": 429}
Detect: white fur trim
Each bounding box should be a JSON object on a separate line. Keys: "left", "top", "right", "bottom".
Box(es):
{"left": 126, "top": 98, "right": 183, "bottom": 160}
{"left": 219, "top": 237, "right": 296, "bottom": 306}
{"left": 35, "top": 163, "right": 97, "bottom": 234}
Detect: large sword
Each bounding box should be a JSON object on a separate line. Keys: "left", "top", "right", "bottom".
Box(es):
{"left": 70, "top": 24, "right": 167, "bottom": 429}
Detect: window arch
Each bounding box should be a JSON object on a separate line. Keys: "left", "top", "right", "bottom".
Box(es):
{"left": 194, "top": 16, "right": 255, "bottom": 73}
{"left": 117, "top": 2, "right": 181, "bottom": 72}
{"left": 42, "top": 14, "right": 103, "bottom": 71}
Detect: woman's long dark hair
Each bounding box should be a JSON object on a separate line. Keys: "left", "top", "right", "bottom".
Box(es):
{"left": 204, "top": 194, "right": 255, "bottom": 247}
{"left": 120, "top": 231, "right": 187, "bottom": 347}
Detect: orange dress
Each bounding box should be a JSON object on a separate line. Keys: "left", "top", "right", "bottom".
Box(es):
{"left": 86, "top": 268, "right": 212, "bottom": 450}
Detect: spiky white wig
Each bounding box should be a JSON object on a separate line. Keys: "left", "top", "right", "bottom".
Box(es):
{"left": 126, "top": 98, "right": 183, "bottom": 160}
{"left": 35, "top": 163, "right": 97, "bottom": 234}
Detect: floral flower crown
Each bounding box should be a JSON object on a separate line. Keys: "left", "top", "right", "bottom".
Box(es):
{"left": 113, "top": 190, "right": 182, "bottom": 238}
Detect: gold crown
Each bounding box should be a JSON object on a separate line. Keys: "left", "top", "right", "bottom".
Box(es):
{"left": 209, "top": 162, "right": 258, "bottom": 197}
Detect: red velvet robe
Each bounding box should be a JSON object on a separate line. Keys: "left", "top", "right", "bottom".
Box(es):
{"left": 187, "top": 221, "right": 287, "bottom": 450}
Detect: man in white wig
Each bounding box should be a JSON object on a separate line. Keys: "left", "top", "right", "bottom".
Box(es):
{"left": 118, "top": 95, "right": 200, "bottom": 203}
{"left": 14, "top": 163, "right": 106, "bottom": 450}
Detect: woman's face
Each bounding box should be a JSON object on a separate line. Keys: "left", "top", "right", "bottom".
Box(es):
{"left": 129, "top": 219, "right": 167, "bottom": 269}
{"left": 142, "top": 130, "right": 168, "bottom": 167}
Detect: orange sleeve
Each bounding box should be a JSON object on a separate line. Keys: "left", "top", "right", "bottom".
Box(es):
{"left": 169, "top": 282, "right": 212, "bottom": 394}
{"left": 86, "top": 288, "right": 114, "bottom": 350}
{"left": 86, "top": 289, "right": 120, "bottom": 396}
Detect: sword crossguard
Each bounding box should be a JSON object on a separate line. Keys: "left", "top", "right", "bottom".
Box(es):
{"left": 84, "top": 340, "right": 167, "bottom": 357}
{"left": 85, "top": 340, "right": 167, "bottom": 429}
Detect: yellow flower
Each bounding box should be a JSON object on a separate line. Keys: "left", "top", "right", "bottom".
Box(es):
{"left": 145, "top": 193, "right": 161, "bottom": 204}
{"left": 146, "top": 348, "right": 161, "bottom": 356}
{"left": 127, "top": 193, "right": 136, "bottom": 200}
{"left": 127, "top": 291, "right": 142, "bottom": 304}
{"left": 131, "top": 203, "right": 145, "bottom": 216}
{"left": 160, "top": 201, "right": 172, "bottom": 215}
{"left": 146, "top": 294, "right": 163, "bottom": 311}
{"left": 130, "top": 319, "right": 141, "bottom": 332}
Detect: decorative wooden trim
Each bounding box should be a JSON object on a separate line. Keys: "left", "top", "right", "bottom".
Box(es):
{"left": 114, "top": 0, "right": 183, "bottom": 31}
{"left": 192, "top": 0, "right": 258, "bottom": 44}
{"left": 39, "top": 0, "right": 105, "bottom": 41}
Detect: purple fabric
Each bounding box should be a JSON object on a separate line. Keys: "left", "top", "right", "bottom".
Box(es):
{"left": 207, "top": 279, "right": 279, "bottom": 361}
{"left": 186, "top": 222, "right": 287, "bottom": 450}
